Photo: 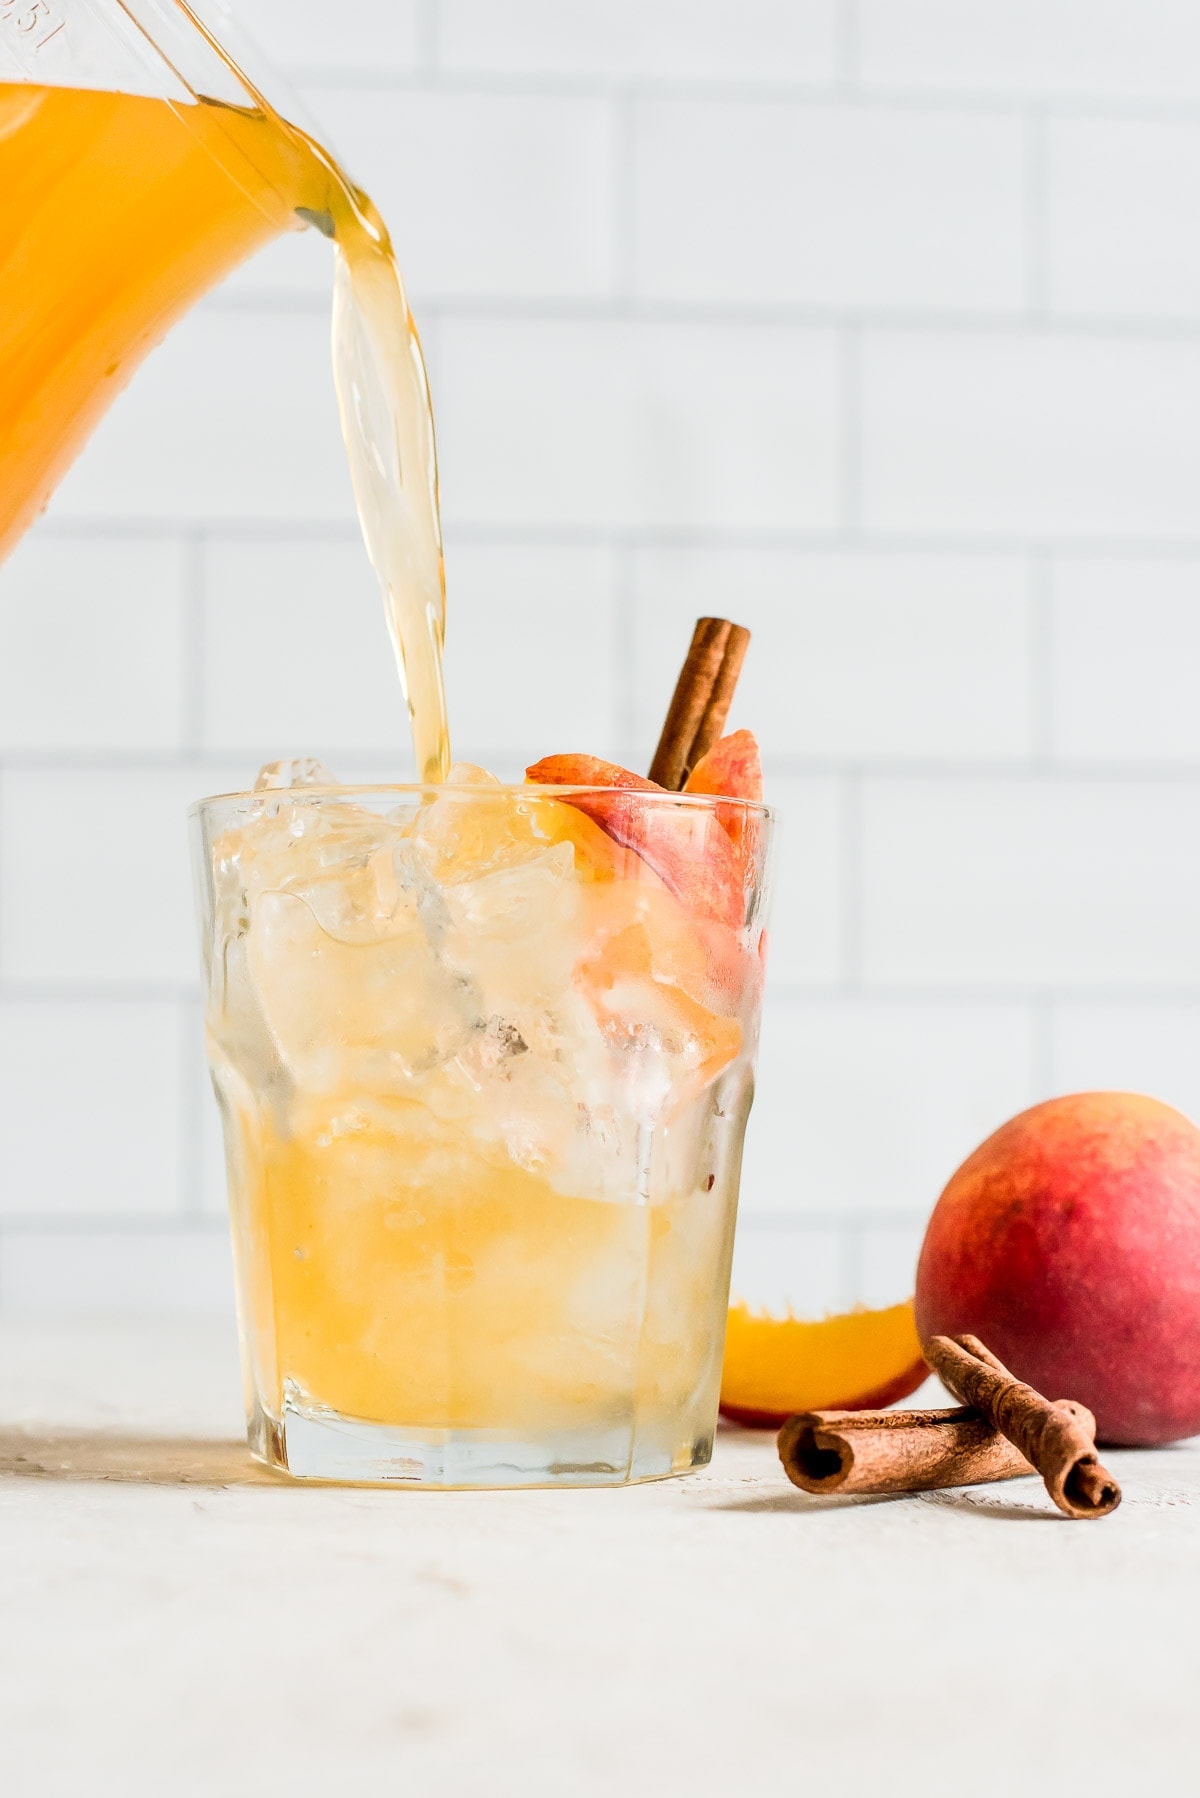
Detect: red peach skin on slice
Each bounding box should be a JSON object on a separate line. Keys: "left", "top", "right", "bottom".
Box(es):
{"left": 526, "top": 754, "right": 746, "bottom": 930}
{"left": 685, "top": 729, "right": 764, "bottom": 874}
{"left": 684, "top": 729, "right": 763, "bottom": 803}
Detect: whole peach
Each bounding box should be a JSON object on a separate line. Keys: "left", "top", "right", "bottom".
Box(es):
{"left": 915, "top": 1092, "right": 1200, "bottom": 1446}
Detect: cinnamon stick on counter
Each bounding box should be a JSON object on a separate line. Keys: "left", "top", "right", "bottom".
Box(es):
{"left": 924, "top": 1334, "right": 1121, "bottom": 1520}
{"left": 648, "top": 617, "right": 751, "bottom": 790}
{"left": 778, "top": 1405, "right": 1032, "bottom": 1498}
{"left": 776, "top": 1335, "right": 1122, "bottom": 1518}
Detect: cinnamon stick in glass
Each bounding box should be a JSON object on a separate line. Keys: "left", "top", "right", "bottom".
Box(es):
{"left": 648, "top": 617, "right": 751, "bottom": 790}
{"left": 778, "top": 1405, "right": 1032, "bottom": 1497}
{"left": 924, "top": 1334, "right": 1121, "bottom": 1520}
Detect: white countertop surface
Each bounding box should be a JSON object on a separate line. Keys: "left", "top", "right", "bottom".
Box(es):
{"left": 2, "top": 1321, "right": 1197, "bottom": 1797}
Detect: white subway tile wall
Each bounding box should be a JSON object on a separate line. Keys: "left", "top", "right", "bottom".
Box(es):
{"left": 3, "top": 0, "right": 1198, "bottom": 1317}
{"left": 319, "top": 90, "right": 618, "bottom": 303}
{"left": 630, "top": 101, "right": 1028, "bottom": 312}
{"left": 435, "top": 1, "right": 840, "bottom": 84}
{"left": 1047, "top": 119, "right": 1200, "bottom": 320}
{"left": 230, "top": 0, "right": 423, "bottom": 78}
{"left": 435, "top": 317, "right": 842, "bottom": 531}
{"left": 856, "top": 2, "right": 1200, "bottom": 102}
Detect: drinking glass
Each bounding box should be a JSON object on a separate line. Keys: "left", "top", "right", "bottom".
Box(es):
{"left": 193, "top": 778, "right": 774, "bottom": 1487}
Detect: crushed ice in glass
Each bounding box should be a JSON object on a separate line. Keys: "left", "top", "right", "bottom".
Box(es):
{"left": 206, "top": 778, "right": 750, "bottom": 1206}
{"left": 255, "top": 757, "right": 339, "bottom": 791}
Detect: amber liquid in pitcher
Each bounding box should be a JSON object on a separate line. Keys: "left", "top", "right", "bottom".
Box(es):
{"left": 0, "top": 78, "right": 450, "bottom": 778}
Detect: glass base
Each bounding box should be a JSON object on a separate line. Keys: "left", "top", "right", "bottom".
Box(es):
{"left": 248, "top": 1387, "right": 714, "bottom": 1489}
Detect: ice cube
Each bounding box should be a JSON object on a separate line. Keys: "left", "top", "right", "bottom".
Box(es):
{"left": 441, "top": 841, "right": 580, "bottom": 1014}
{"left": 412, "top": 783, "right": 551, "bottom": 884}
{"left": 254, "top": 757, "right": 339, "bottom": 791}
{"left": 211, "top": 792, "right": 416, "bottom": 946}
{"left": 206, "top": 777, "right": 740, "bottom": 1212}
{"left": 445, "top": 762, "right": 501, "bottom": 787}
{"left": 246, "top": 886, "right": 478, "bottom": 1093}
{"left": 392, "top": 837, "right": 717, "bottom": 1203}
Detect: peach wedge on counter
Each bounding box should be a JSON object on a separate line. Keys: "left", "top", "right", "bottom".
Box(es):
{"left": 719, "top": 1298, "right": 929, "bottom": 1427}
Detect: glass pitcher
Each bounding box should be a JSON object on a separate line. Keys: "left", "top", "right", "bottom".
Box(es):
{"left": 4, "top": 0, "right": 307, "bottom": 556}
{"left": 0, "top": 0, "right": 449, "bottom": 771}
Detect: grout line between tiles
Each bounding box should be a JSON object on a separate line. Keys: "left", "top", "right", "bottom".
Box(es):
{"left": 179, "top": 997, "right": 204, "bottom": 1220}
{"left": 613, "top": 542, "right": 638, "bottom": 765}
{"left": 181, "top": 531, "right": 206, "bottom": 757}
{"left": 281, "top": 68, "right": 1200, "bottom": 124}
{"left": 415, "top": 0, "right": 439, "bottom": 74}
{"left": 1032, "top": 992, "right": 1056, "bottom": 1098}
{"left": 835, "top": 0, "right": 860, "bottom": 92}
{"left": 837, "top": 323, "right": 863, "bottom": 534}
{"left": 1024, "top": 110, "right": 1051, "bottom": 317}
{"left": 0, "top": 1216, "right": 228, "bottom": 1235}
{"left": 611, "top": 91, "right": 638, "bottom": 303}
{"left": 14, "top": 749, "right": 1200, "bottom": 788}
{"left": 840, "top": 1224, "right": 864, "bottom": 1310}
{"left": 198, "top": 284, "right": 1200, "bottom": 342}
{"left": 0, "top": 1209, "right": 930, "bottom": 1235}
{"left": 839, "top": 771, "right": 863, "bottom": 987}
{"left": 1029, "top": 550, "right": 1055, "bottom": 765}
{"left": 10, "top": 979, "right": 1200, "bottom": 1007}
{"left": 33, "top": 517, "right": 1200, "bottom": 556}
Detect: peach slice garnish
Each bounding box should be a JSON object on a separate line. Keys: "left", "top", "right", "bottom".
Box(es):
{"left": 684, "top": 728, "right": 763, "bottom": 804}
{"left": 526, "top": 753, "right": 747, "bottom": 929}
{"left": 577, "top": 917, "right": 743, "bottom": 1099}
{"left": 720, "top": 1297, "right": 928, "bottom": 1427}
{"left": 528, "top": 794, "right": 651, "bottom": 884}
{"left": 685, "top": 730, "right": 763, "bottom": 873}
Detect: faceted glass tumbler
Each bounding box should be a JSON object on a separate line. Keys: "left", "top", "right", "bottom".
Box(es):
{"left": 192, "top": 780, "right": 774, "bottom": 1487}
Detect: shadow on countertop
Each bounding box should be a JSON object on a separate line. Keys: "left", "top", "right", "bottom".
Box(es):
{"left": 0, "top": 1426, "right": 278, "bottom": 1488}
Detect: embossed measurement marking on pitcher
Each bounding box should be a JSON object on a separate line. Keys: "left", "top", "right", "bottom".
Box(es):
{"left": 0, "top": 0, "right": 66, "bottom": 52}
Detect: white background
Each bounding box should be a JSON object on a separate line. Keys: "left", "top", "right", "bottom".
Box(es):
{"left": 4, "top": 0, "right": 1200, "bottom": 1318}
